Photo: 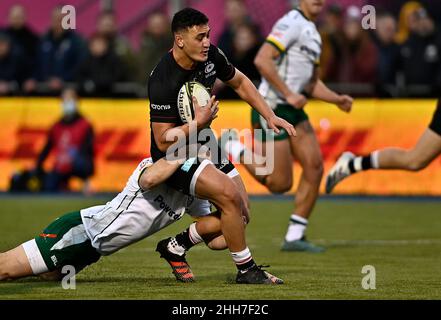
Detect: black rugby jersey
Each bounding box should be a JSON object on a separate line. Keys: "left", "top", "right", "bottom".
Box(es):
{"left": 148, "top": 44, "right": 236, "bottom": 161}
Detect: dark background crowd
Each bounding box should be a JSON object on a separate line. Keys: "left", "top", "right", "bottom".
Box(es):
{"left": 0, "top": 0, "right": 441, "bottom": 98}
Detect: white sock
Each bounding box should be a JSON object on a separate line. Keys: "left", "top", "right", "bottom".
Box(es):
{"left": 167, "top": 237, "right": 186, "bottom": 256}
{"left": 285, "top": 214, "right": 308, "bottom": 242}
{"left": 231, "top": 247, "right": 253, "bottom": 266}
{"left": 353, "top": 157, "right": 363, "bottom": 172}
{"left": 371, "top": 151, "right": 380, "bottom": 169}
{"left": 188, "top": 222, "right": 204, "bottom": 245}
{"left": 225, "top": 140, "right": 245, "bottom": 162}
{"left": 22, "top": 239, "right": 49, "bottom": 275}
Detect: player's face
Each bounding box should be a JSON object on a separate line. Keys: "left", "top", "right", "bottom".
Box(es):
{"left": 301, "top": 0, "right": 325, "bottom": 18}
{"left": 181, "top": 24, "right": 211, "bottom": 62}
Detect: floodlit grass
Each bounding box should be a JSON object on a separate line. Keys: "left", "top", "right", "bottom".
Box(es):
{"left": 1, "top": 196, "right": 440, "bottom": 299}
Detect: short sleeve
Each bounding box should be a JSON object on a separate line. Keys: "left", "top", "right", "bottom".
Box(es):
{"left": 214, "top": 46, "right": 236, "bottom": 82}
{"left": 265, "top": 13, "right": 301, "bottom": 53}
{"left": 148, "top": 75, "right": 180, "bottom": 123}
{"left": 136, "top": 158, "right": 153, "bottom": 190}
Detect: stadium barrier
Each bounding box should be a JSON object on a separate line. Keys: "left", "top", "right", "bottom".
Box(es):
{"left": 0, "top": 97, "right": 439, "bottom": 195}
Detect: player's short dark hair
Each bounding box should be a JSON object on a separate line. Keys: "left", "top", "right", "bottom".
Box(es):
{"left": 171, "top": 8, "right": 209, "bottom": 33}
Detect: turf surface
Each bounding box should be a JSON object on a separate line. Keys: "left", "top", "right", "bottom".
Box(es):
{"left": 1, "top": 196, "right": 440, "bottom": 299}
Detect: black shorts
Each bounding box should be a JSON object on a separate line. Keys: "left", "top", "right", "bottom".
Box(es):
{"left": 165, "top": 146, "right": 238, "bottom": 195}
{"left": 429, "top": 101, "right": 441, "bottom": 136}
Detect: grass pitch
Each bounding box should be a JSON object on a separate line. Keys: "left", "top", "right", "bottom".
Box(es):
{"left": 0, "top": 196, "right": 440, "bottom": 300}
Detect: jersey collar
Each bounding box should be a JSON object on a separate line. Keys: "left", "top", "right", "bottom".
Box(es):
{"left": 295, "top": 8, "right": 311, "bottom": 22}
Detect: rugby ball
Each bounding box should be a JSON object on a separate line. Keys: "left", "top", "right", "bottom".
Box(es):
{"left": 177, "top": 81, "right": 211, "bottom": 123}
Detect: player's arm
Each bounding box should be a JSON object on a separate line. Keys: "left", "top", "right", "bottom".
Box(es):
{"left": 225, "top": 68, "right": 296, "bottom": 136}
{"left": 152, "top": 122, "right": 192, "bottom": 153}
{"left": 152, "top": 96, "right": 219, "bottom": 152}
{"left": 254, "top": 43, "right": 307, "bottom": 109}
{"left": 138, "top": 157, "right": 184, "bottom": 190}
{"left": 307, "top": 67, "right": 353, "bottom": 113}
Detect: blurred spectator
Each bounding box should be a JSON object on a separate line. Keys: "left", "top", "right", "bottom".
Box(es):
{"left": 24, "top": 6, "right": 86, "bottom": 95}
{"left": 398, "top": 7, "right": 441, "bottom": 96}
{"left": 2, "top": 5, "right": 39, "bottom": 63}
{"left": 324, "top": 6, "right": 379, "bottom": 86}
{"left": 35, "top": 88, "right": 94, "bottom": 193}
{"left": 217, "top": 22, "right": 263, "bottom": 99}
{"left": 0, "top": 32, "right": 28, "bottom": 95}
{"left": 137, "top": 12, "right": 172, "bottom": 84}
{"left": 396, "top": 1, "right": 423, "bottom": 44}
{"left": 319, "top": 3, "right": 344, "bottom": 81}
{"left": 218, "top": 0, "right": 261, "bottom": 59}
{"left": 371, "top": 11, "right": 400, "bottom": 97}
{"left": 96, "top": 10, "right": 136, "bottom": 80}
{"left": 76, "top": 34, "right": 129, "bottom": 97}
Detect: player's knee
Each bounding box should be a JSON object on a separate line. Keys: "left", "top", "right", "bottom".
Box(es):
{"left": 405, "top": 152, "right": 430, "bottom": 171}
{"left": 266, "top": 175, "right": 293, "bottom": 194}
{"left": 268, "top": 181, "right": 292, "bottom": 194}
{"left": 0, "top": 271, "right": 10, "bottom": 281}
{"left": 407, "top": 160, "right": 429, "bottom": 172}
{"left": 0, "top": 253, "right": 12, "bottom": 281}
{"left": 219, "top": 181, "right": 241, "bottom": 209}
{"left": 304, "top": 158, "right": 324, "bottom": 180}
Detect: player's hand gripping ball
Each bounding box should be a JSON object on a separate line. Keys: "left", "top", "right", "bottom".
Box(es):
{"left": 177, "top": 81, "right": 211, "bottom": 123}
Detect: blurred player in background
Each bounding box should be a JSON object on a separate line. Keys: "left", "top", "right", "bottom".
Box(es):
{"left": 222, "top": 0, "right": 353, "bottom": 252}
{"left": 326, "top": 100, "right": 441, "bottom": 193}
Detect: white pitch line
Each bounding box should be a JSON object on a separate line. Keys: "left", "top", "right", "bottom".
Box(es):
{"left": 313, "top": 239, "right": 441, "bottom": 246}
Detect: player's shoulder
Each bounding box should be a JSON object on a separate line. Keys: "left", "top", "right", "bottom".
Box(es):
{"left": 208, "top": 44, "right": 222, "bottom": 57}
{"left": 279, "top": 9, "right": 311, "bottom": 27}
{"left": 149, "top": 51, "right": 172, "bottom": 81}
{"left": 148, "top": 51, "right": 179, "bottom": 95}
{"left": 209, "top": 44, "right": 230, "bottom": 62}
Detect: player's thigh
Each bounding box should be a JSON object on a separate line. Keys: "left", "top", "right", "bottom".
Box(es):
{"left": 35, "top": 211, "right": 101, "bottom": 275}
{"left": 0, "top": 245, "right": 33, "bottom": 279}
{"left": 252, "top": 106, "right": 294, "bottom": 183}
{"left": 166, "top": 148, "right": 238, "bottom": 196}
{"left": 230, "top": 174, "right": 251, "bottom": 223}
{"left": 289, "top": 120, "right": 323, "bottom": 174}
{"left": 231, "top": 174, "right": 249, "bottom": 208}
{"left": 194, "top": 163, "right": 241, "bottom": 208}
{"left": 408, "top": 128, "right": 441, "bottom": 166}
{"left": 265, "top": 138, "right": 294, "bottom": 184}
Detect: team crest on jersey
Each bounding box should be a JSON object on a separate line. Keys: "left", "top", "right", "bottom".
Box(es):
{"left": 204, "top": 62, "right": 216, "bottom": 78}
{"left": 205, "top": 63, "right": 215, "bottom": 73}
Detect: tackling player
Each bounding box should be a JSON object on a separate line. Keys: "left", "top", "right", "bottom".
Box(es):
{"left": 0, "top": 99, "right": 282, "bottom": 284}
{"left": 148, "top": 8, "right": 293, "bottom": 283}
{"left": 221, "top": 0, "right": 353, "bottom": 252}
{"left": 326, "top": 100, "right": 441, "bottom": 193}
{"left": 0, "top": 155, "right": 282, "bottom": 284}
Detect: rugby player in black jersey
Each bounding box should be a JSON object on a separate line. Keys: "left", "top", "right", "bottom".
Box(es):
{"left": 148, "top": 8, "right": 295, "bottom": 284}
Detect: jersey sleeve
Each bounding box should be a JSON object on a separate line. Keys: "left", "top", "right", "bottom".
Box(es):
{"left": 266, "top": 14, "right": 301, "bottom": 53}
{"left": 136, "top": 158, "right": 154, "bottom": 191}
{"left": 213, "top": 46, "right": 236, "bottom": 82}
{"left": 148, "top": 74, "right": 180, "bottom": 123}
